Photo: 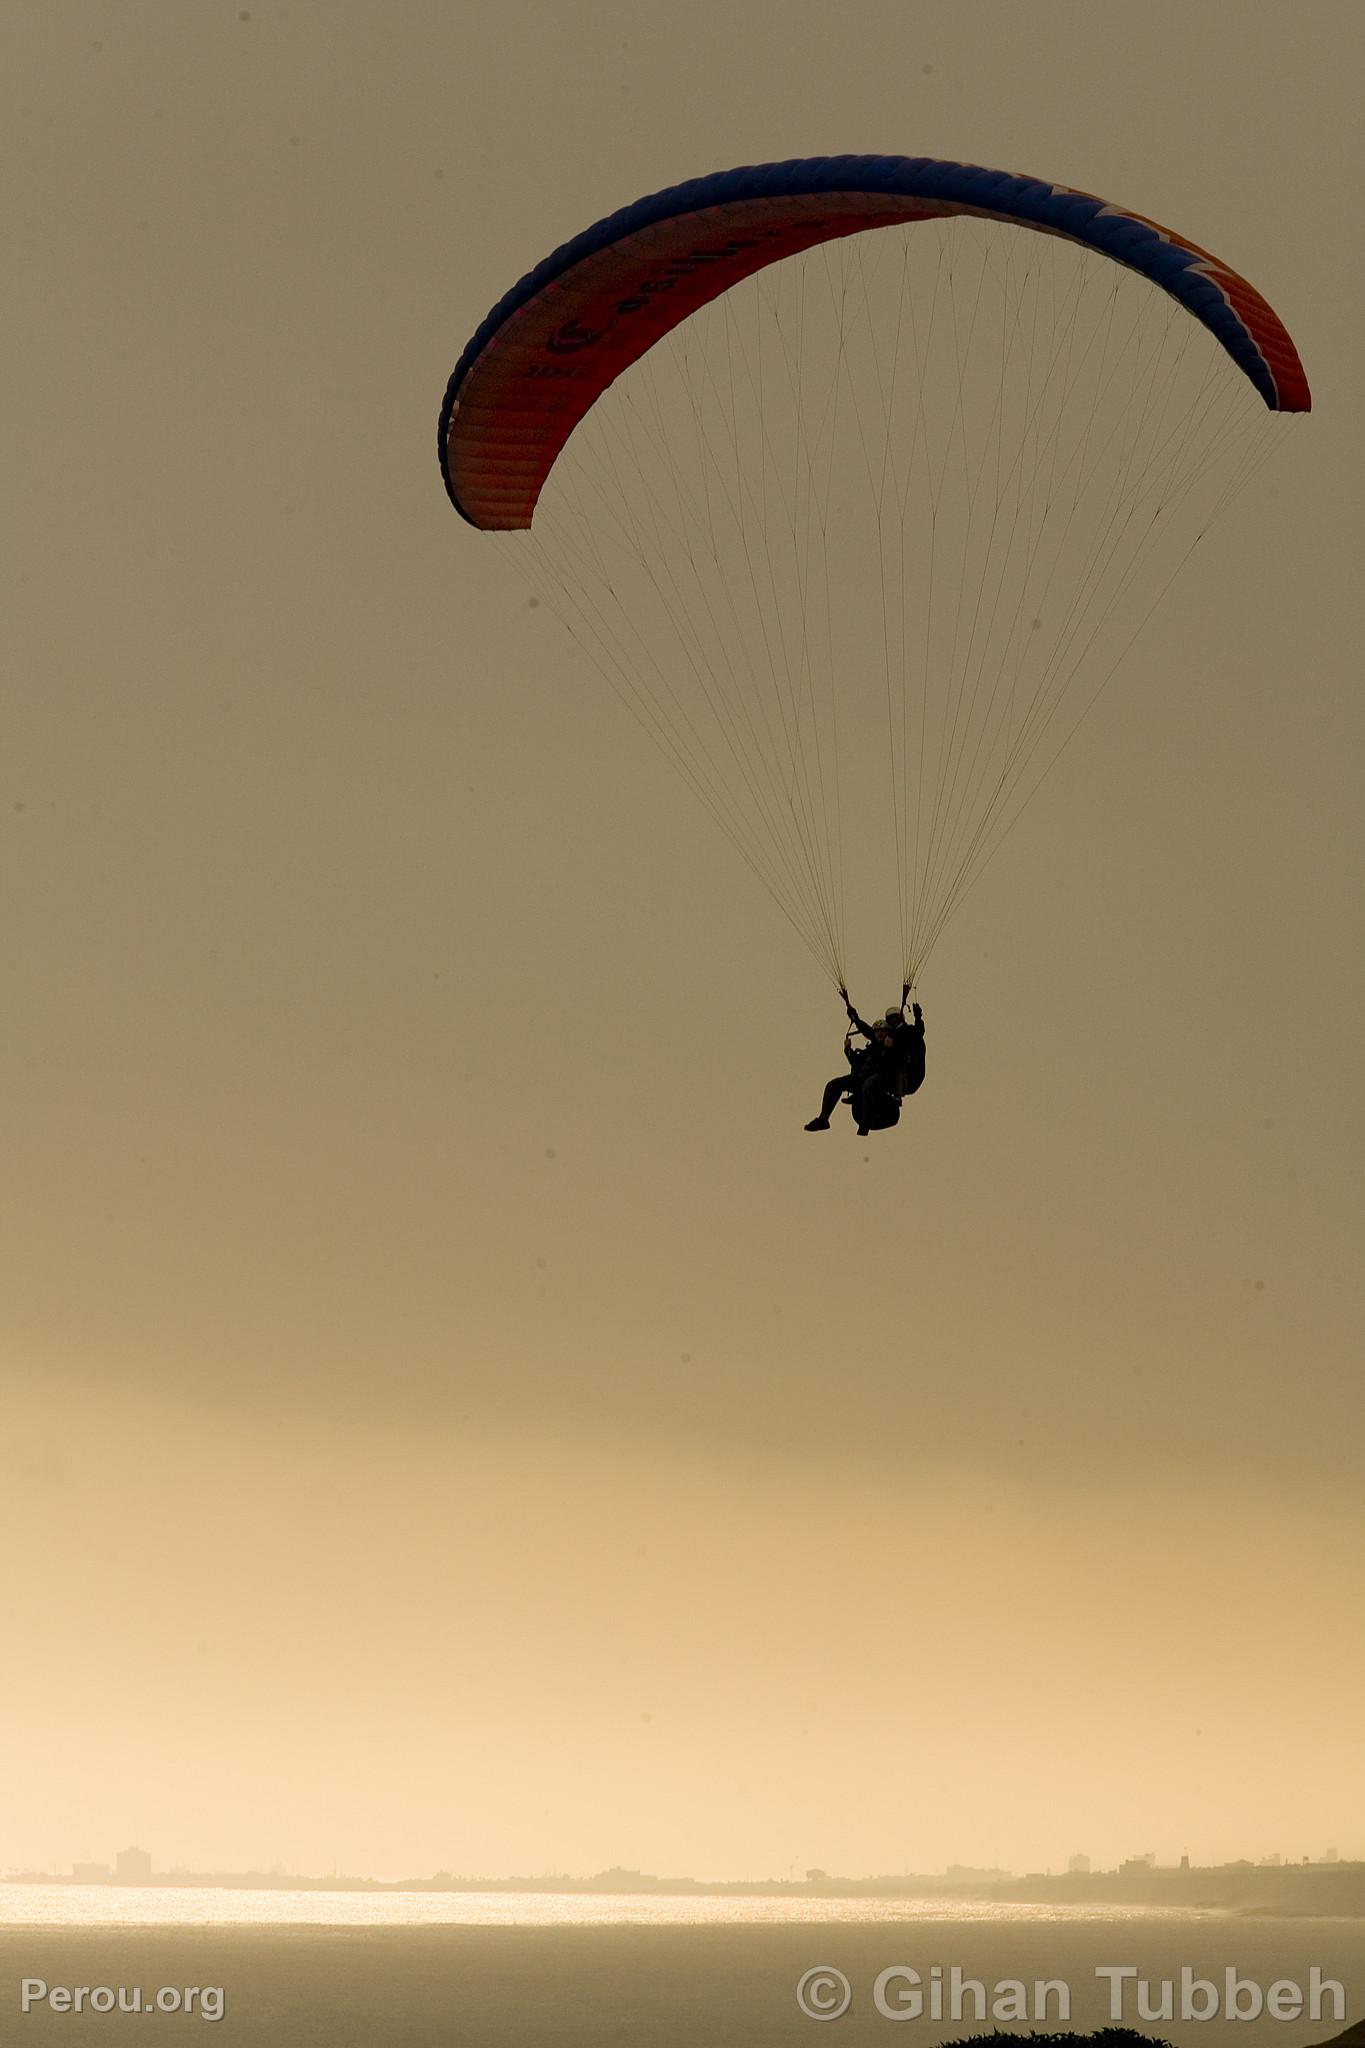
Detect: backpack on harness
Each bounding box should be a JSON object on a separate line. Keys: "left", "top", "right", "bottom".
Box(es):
{"left": 853, "top": 1070, "right": 901, "bottom": 1132}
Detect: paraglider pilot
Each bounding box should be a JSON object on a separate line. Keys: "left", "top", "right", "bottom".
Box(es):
{"left": 804, "top": 988, "right": 925, "bottom": 1134}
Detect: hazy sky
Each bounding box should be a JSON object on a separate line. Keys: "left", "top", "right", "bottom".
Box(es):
{"left": 3, "top": 0, "right": 1361, "bottom": 1883}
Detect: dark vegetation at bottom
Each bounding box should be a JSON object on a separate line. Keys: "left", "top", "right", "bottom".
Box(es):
{"left": 943, "top": 2034, "right": 1171, "bottom": 2048}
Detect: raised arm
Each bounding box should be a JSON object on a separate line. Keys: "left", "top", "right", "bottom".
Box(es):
{"left": 840, "top": 987, "right": 873, "bottom": 1038}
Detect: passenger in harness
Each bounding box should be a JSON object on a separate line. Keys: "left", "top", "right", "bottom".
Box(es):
{"left": 804, "top": 990, "right": 925, "bottom": 1134}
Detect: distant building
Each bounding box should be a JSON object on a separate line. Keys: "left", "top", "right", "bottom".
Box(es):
{"left": 1323, "top": 1848, "right": 1340, "bottom": 1864}
{"left": 1067, "top": 1854, "right": 1091, "bottom": 1874}
{"left": 72, "top": 1862, "right": 110, "bottom": 1882}
{"left": 1180, "top": 1853, "right": 1190, "bottom": 1871}
{"left": 115, "top": 1846, "right": 152, "bottom": 1883}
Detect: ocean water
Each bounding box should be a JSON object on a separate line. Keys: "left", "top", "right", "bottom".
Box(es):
{"left": 0, "top": 1890, "right": 1357, "bottom": 2047}
{"left": 0, "top": 1885, "right": 1245, "bottom": 1930}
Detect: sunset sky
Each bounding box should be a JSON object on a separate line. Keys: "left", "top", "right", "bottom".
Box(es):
{"left": 3, "top": 0, "right": 1361, "bottom": 1884}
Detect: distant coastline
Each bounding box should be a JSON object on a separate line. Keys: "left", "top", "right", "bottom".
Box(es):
{"left": 6, "top": 1861, "right": 1361, "bottom": 1917}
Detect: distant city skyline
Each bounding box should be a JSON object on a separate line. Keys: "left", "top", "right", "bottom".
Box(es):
{"left": 8, "top": 1844, "right": 1357, "bottom": 1888}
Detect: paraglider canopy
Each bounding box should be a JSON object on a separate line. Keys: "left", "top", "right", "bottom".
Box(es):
{"left": 440, "top": 156, "right": 1308, "bottom": 994}
{"left": 441, "top": 155, "right": 1308, "bottom": 531}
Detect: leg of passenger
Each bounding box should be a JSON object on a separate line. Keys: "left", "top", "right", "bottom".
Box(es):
{"left": 804, "top": 1075, "right": 850, "bottom": 1131}
{"left": 820, "top": 1075, "right": 851, "bottom": 1120}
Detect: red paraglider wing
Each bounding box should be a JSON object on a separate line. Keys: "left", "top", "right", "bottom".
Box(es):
{"left": 440, "top": 156, "right": 1310, "bottom": 532}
